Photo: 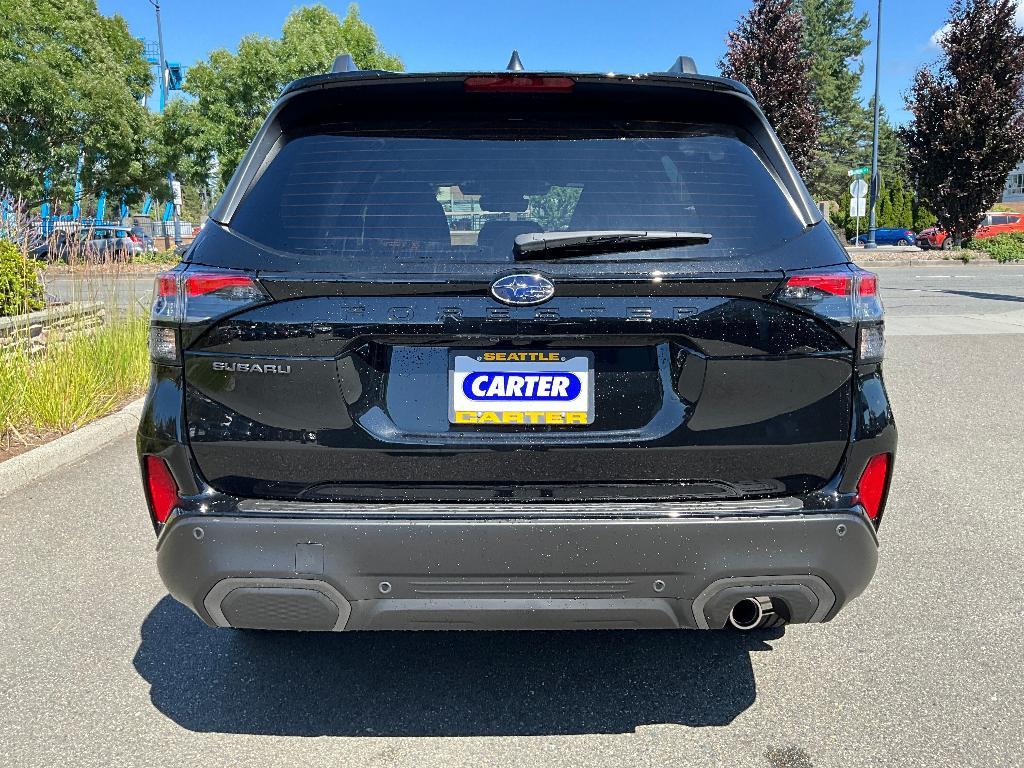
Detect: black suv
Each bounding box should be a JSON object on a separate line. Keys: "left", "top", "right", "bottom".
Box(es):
{"left": 138, "top": 58, "right": 895, "bottom": 633}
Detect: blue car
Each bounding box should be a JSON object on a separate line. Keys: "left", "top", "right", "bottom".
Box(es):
{"left": 850, "top": 228, "right": 916, "bottom": 246}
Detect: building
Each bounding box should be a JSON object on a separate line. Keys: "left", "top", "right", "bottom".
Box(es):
{"left": 1001, "top": 160, "right": 1024, "bottom": 212}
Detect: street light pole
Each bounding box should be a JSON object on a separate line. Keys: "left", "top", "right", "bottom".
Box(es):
{"left": 152, "top": 0, "right": 168, "bottom": 112}
{"left": 866, "top": 0, "right": 883, "bottom": 250}
{"left": 150, "top": 0, "right": 181, "bottom": 246}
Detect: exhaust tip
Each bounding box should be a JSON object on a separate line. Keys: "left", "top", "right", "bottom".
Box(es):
{"left": 728, "top": 596, "right": 774, "bottom": 630}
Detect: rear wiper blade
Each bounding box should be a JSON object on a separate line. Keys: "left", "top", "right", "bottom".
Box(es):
{"left": 513, "top": 230, "right": 712, "bottom": 260}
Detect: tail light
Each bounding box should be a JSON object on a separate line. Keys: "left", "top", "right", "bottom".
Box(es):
{"left": 774, "top": 266, "right": 885, "bottom": 362}
{"left": 143, "top": 455, "right": 181, "bottom": 526}
{"left": 149, "top": 269, "right": 267, "bottom": 363}
{"left": 856, "top": 453, "right": 892, "bottom": 523}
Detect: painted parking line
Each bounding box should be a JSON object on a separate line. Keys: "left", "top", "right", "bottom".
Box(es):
{"left": 887, "top": 309, "right": 1024, "bottom": 336}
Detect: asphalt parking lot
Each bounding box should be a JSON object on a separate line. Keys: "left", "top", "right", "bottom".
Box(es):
{"left": 2, "top": 266, "right": 1023, "bottom": 767}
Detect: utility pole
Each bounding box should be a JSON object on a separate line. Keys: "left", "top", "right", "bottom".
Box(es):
{"left": 153, "top": 0, "right": 168, "bottom": 112}
{"left": 150, "top": 0, "right": 182, "bottom": 246}
{"left": 866, "top": 0, "right": 883, "bottom": 250}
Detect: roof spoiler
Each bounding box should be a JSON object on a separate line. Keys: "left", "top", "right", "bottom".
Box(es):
{"left": 667, "top": 56, "right": 698, "bottom": 75}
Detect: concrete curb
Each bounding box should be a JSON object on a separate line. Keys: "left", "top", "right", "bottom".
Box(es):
{"left": 0, "top": 397, "right": 145, "bottom": 500}
{"left": 853, "top": 258, "right": 1000, "bottom": 268}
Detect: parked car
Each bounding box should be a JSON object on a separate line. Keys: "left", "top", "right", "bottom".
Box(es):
{"left": 130, "top": 225, "right": 157, "bottom": 253}
{"left": 917, "top": 212, "right": 1024, "bottom": 249}
{"left": 77, "top": 225, "right": 144, "bottom": 258}
{"left": 849, "top": 228, "right": 916, "bottom": 246}
{"left": 139, "top": 58, "right": 895, "bottom": 634}
{"left": 26, "top": 230, "right": 71, "bottom": 260}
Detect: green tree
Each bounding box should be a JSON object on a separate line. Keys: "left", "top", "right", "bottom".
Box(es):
{"left": 876, "top": 188, "right": 893, "bottom": 228}
{"left": 798, "top": 0, "right": 871, "bottom": 199}
{"left": 913, "top": 199, "right": 937, "bottom": 232}
{"left": 874, "top": 106, "right": 911, "bottom": 189}
{"left": 527, "top": 186, "right": 583, "bottom": 230}
{"left": 173, "top": 3, "right": 402, "bottom": 189}
{"left": 0, "top": 0, "right": 157, "bottom": 206}
{"left": 904, "top": 0, "right": 1024, "bottom": 245}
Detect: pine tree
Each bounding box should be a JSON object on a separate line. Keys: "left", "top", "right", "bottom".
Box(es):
{"left": 913, "top": 199, "right": 937, "bottom": 232}
{"left": 895, "top": 180, "right": 915, "bottom": 228}
{"left": 904, "top": 0, "right": 1024, "bottom": 245}
{"left": 877, "top": 189, "right": 893, "bottom": 228}
{"left": 719, "top": 0, "right": 819, "bottom": 179}
{"left": 798, "top": 0, "right": 871, "bottom": 199}
{"left": 875, "top": 106, "right": 912, "bottom": 191}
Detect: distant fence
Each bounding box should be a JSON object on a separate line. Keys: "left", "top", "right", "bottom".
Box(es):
{"left": 18, "top": 217, "right": 201, "bottom": 252}
{"left": 30, "top": 217, "right": 198, "bottom": 239}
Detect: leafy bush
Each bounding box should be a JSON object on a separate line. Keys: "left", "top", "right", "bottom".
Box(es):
{"left": 0, "top": 239, "right": 45, "bottom": 316}
{"left": 132, "top": 248, "right": 181, "bottom": 267}
{"left": 967, "top": 233, "right": 1024, "bottom": 263}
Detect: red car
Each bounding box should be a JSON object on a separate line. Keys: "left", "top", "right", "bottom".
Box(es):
{"left": 917, "top": 212, "right": 1024, "bottom": 249}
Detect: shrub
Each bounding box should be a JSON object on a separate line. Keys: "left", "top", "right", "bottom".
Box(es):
{"left": 132, "top": 248, "right": 181, "bottom": 267}
{"left": 967, "top": 232, "right": 1024, "bottom": 263}
{"left": 0, "top": 239, "right": 45, "bottom": 316}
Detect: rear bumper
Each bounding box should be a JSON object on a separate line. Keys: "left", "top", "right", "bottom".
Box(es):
{"left": 156, "top": 503, "right": 879, "bottom": 631}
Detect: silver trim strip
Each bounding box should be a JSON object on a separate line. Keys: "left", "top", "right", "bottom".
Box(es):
{"left": 237, "top": 497, "right": 805, "bottom": 519}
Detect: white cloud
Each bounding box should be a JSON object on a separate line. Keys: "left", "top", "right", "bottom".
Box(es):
{"left": 929, "top": 23, "right": 949, "bottom": 49}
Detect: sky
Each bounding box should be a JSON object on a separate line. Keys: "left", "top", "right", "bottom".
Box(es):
{"left": 96, "top": 0, "right": 1012, "bottom": 125}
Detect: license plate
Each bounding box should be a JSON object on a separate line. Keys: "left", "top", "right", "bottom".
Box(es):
{"left": 449, "top": 350, "right": 594, "bottom": 426}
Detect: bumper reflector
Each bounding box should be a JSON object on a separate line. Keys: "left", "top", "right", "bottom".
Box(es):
{"left": 856, "top": 453, "right": 891, "bottom": 522}
{"left": 144, "top": 455, "right": 181, "bottom": 525}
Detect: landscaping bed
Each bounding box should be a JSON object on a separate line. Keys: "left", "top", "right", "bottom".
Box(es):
{"left": 0, "top": 311, "right": 149, "bottom": 460}
{"left": 0, "top": 241, "right": 150, "bottom": 461}
{"left": 41, "top": 248, "right": 180, "bottom": 274}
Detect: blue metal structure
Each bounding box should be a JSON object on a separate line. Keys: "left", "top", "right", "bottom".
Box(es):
{"left": 144, "top": 1, "right": 184, "bottom": 245}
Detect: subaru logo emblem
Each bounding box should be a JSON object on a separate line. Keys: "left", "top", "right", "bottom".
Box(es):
{"left": 490, "top": 274, "right": 555, "bottom": 306}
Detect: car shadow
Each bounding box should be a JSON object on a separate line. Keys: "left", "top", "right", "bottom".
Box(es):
{"left": 134, "top": 595, "right": 780, "bottom": 737}
{"left": 939, "top": 288, "right": 1024, "bottom": 304}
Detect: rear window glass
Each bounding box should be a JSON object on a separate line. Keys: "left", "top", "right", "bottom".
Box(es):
{"left": 228, "top": 127, "right": 805, "bottom": 268}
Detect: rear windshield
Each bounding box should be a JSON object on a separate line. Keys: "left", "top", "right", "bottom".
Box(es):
{"left": 228, "top": 124, "right": 805, "bottom": 269}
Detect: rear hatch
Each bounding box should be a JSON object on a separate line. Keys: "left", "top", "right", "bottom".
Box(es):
{"left": 176, "top": 73, "right": 860, "bottom": 503}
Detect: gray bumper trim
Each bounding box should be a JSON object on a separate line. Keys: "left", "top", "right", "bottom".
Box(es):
{"left": 691, "top": 575, "right": 836, "bottom": 629}
{"left": 158, "top": 509, "right": 878, "bottom": 631}
{"left": 204, "top": 578, "right": 352, "bottom": 630}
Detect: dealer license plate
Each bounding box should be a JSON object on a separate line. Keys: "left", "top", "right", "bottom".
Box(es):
{"left": 449, "top": 350, "right": 594, "bottom": 426}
